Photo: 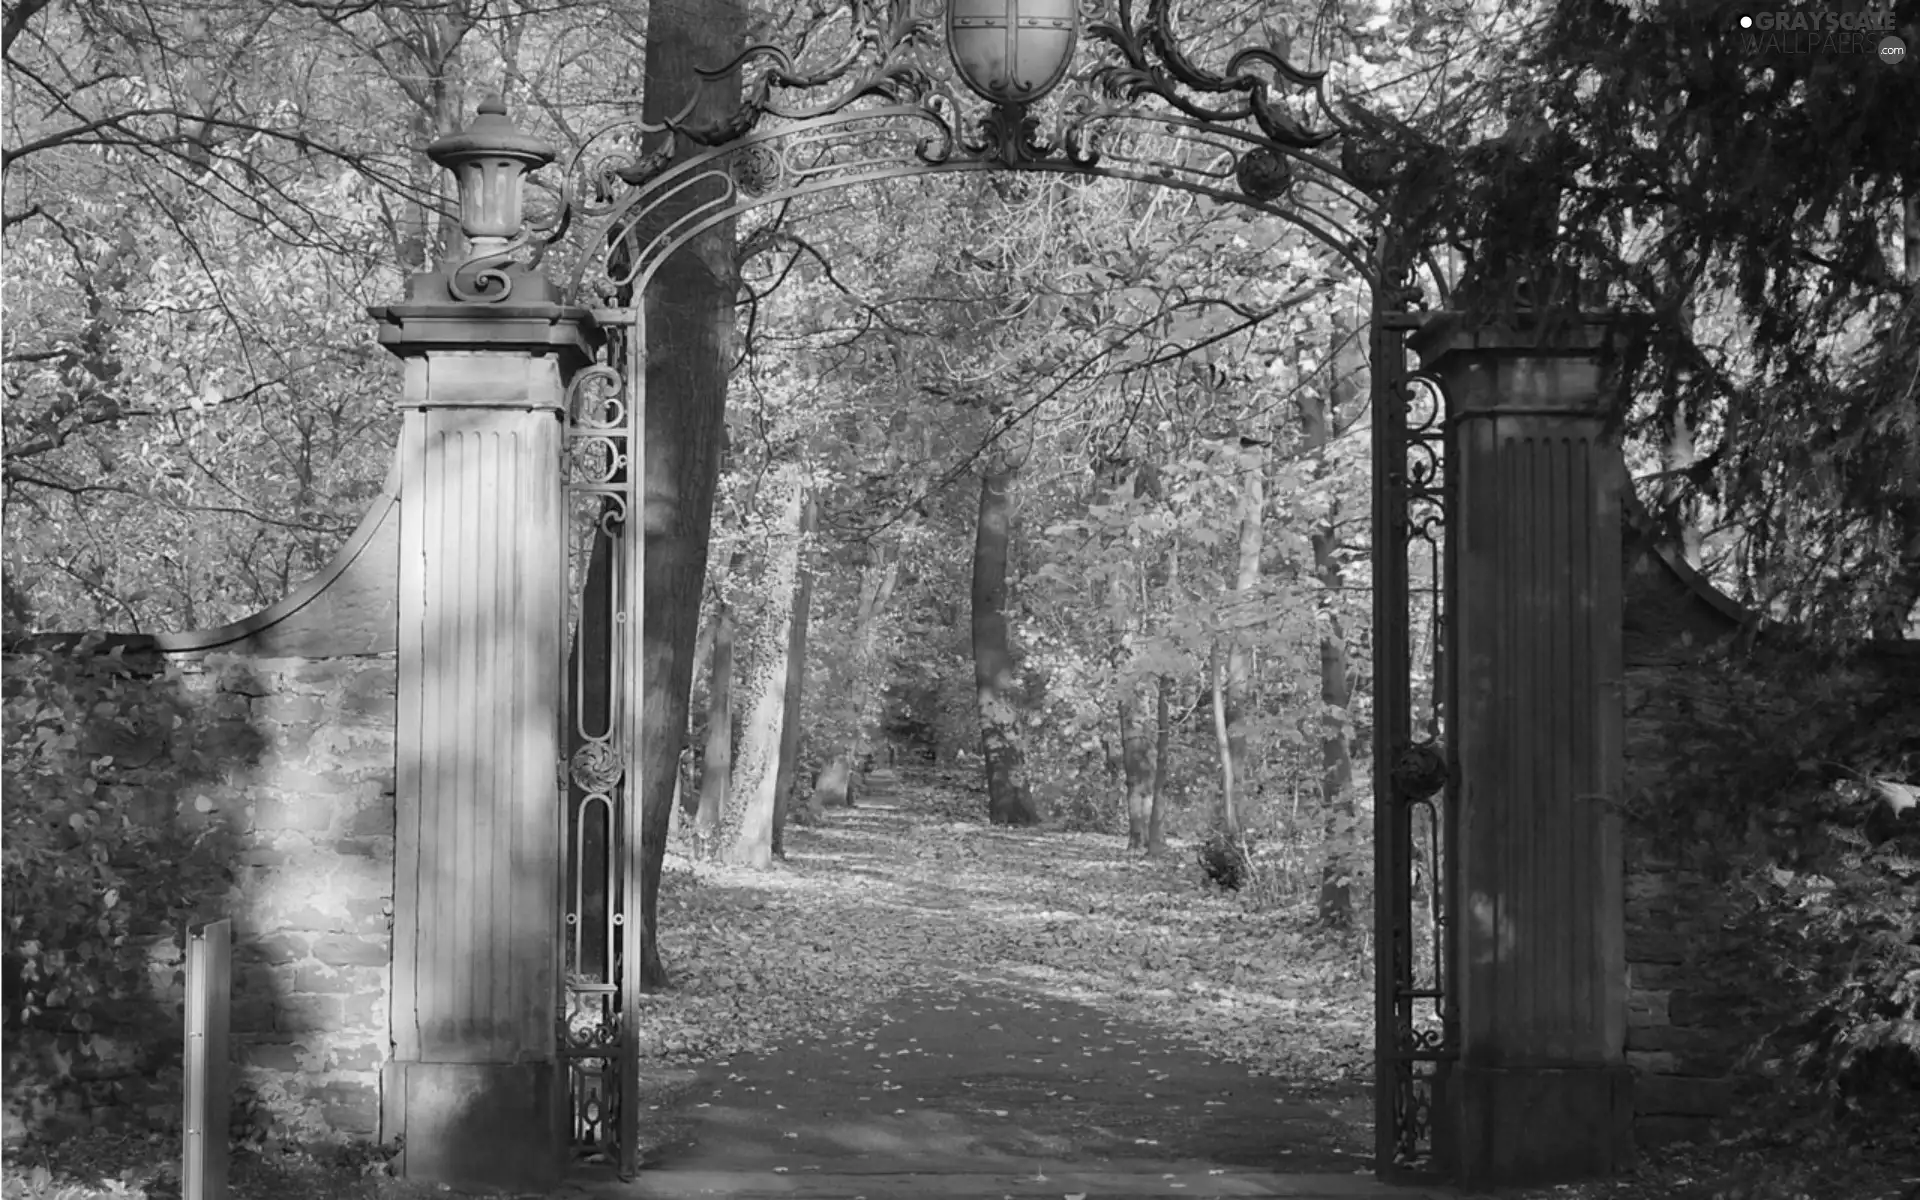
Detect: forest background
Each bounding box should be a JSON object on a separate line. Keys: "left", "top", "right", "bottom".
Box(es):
{"left": 3, "top": 0, "right": 1917, "bottom": 1189}
{"left": 6, "top": 0, "right": 1916, "bottom": 915}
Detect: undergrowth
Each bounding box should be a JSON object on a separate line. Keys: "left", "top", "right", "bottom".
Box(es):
{"left": 2, "top": 638, "right": 236, "bottom": 1139}
{"left": 0, "top": 1128, "right": 528, "bottom": 1200}
{"left": 1630, "top": 638, "right": 1920, "bottom": 1156}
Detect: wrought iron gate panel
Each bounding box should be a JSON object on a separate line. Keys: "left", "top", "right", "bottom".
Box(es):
{"left": 533, "top": 0, "right": 1463, "bottom": 1182}
{"left": 1370, "top": 251, "right": 1455, "bottom": 1181}
{"left": 560, "top": 312, "right": 645, "bottom": 1175}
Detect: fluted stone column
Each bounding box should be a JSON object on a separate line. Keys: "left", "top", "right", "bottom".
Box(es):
{"left": 1414, "top": 316, "right": 1634, "bottom": 1185}
{"left": 369, "top": 102, "right": 598, "bottom": 1193}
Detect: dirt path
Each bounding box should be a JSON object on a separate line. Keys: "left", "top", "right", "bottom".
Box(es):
{"left": 561, "top": 782, "right": 1431, "bottom": 1198}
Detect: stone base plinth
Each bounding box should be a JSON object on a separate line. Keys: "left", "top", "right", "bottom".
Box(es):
{"left": 382, "top": 1061, "right": 563, "bottom": 1193}
{"left": 1441, "top": 1063, "right": 1635, "bottom": 1186}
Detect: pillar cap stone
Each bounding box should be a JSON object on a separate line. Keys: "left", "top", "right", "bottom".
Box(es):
{"left": 1408, "top": 310, "right": 1631, "bottom": 369}
{"left": 1410, "top": 311, "right": 1637, "bottom": 421}
{"left": 368, "top": 291, "right": 600, "bottom": 367}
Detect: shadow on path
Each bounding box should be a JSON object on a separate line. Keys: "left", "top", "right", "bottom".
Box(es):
{"left": 559, "top": 784, "right": 1437, "bottom": 1199}
{"left": 563, "top": 974, "right": 1432, "bottom": 1199}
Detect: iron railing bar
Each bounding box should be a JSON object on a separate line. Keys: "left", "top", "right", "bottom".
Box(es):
{"left": 615, "top": 320, "right": 646, "bottom": 1182}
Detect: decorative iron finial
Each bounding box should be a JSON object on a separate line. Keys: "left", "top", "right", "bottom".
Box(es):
{"left": 429, "top": 95, "right": 555, "bottom": 301}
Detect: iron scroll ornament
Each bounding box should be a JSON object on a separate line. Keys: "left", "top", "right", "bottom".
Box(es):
{"left": 544, "top": 0, "right": 1428, "bottom": 303}
{"left": 676, "top": 0, "right": 1341, "bottom": 152}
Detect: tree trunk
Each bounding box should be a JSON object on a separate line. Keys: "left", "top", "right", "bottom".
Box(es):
{"left": 1304, "top": 324, "right": 1361, "bottom": 927}
{"left": 695, "top": 603, "right": 736, "bottom": 858}
{"left": 1871, "top": 511, "right": 1920, "bottom": 639}
{"left": 771, "top": 492, "right": 817, "bottom": 858}
{"left": 677, "top": 742, "right": 700, "bottom": 819}
{"left": 1143, "top": 542, "right": 1178, "bottom": 855}
{"left": 727, "top": 481, "right": 806, "bottom": 868}
{"left": 1146, "top": 672, "right": 1171, "bottom": 855}
{"left": 845, "top": 555, "right": 900, "bottom": 790}
{"left": 634, "top": 0, "right": 746, "bottom": 991}
{"left": 1313, "top": 623, "right": 1357, "bottom": 926}
{"left": 1097, "top": 460, "right": 1154, "bottom": 849}
{"left": 669, "top": 754, "right": 686, "bottom": 829}
{"left": 1220, "top": 440, "right": 1263, "bottom": 833}
{"left": 1210, "top": 642, "right": 1240, "bottom": 837}
{"left": 385, "top": 11, "right": 470, "bottom": 273}
{"left": 1872, "top": 191, "right": 1920, "bottom": 637}
{"left": 681, "top": 604, "right": 718, "bottom": 820}
{"left": 1661, "top": 296, "right": 1705, "bottom": 569}
{"left": 814, "top": 552, "right": 899, "bottom": 808}
{"left": 1118, "top": 678, "right": 1153, "bottom": 849}
{"left": 972, "top": 460, "right": 1037, "bottom": 826}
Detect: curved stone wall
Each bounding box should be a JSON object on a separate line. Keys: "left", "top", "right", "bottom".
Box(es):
{"left": 1616, "top": 480, "right": 1751, "bottom": 1147}
{"left": 3, "top": 457, "right": 402, "bottom": 1145}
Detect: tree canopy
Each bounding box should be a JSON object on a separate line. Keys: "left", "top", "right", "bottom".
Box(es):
{"left": 1386, "top": 0, "right": 1920, "bottom": 636}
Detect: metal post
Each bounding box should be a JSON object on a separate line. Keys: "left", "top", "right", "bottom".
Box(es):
{"left": 616, "top": 317, "right": 647, "bottom": 1181}
{"left": 1371, "top": 238, "right": 1453, "bottom": 1180}
{"left": 183, "top": 918, "right": 231, "bottom": 1200}
{"left": 1370, "top": 277, "right": 1414, "bottom": 1179}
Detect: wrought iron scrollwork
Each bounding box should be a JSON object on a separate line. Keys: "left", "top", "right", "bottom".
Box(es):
{"left": 1371, "top": 236, "right": 1454, "bottom": 1180}
{"left": 966, "top": 101, "right": 1052, "bottom": 165}
{"left": 558, "top": 323, "right": 643, "bottom": 1173}
{"left": 561, "top": 983, "right": 623, "bottom": 1159}
{"left": 546, "top": 0, "right": 1406, "bottom": 301}
{"left": 693, "top": 3, "right": 945, "bottom": 130}
{"left": 570, "top": 741, "right": 625, "bottom": 794}
{"left": 728, "top": 141, "right": 785, "bottom": 196}
{"left": 1086, "top": 0, "right": 1330, "bottom": 149}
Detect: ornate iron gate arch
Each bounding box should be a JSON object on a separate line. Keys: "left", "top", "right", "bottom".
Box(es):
{"left": 518, "top": 0, "right": 1457, "bottom": 1181}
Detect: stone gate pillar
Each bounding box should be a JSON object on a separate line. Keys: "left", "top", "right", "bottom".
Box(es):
{"left": 368, "top": 99, "right": 598, "bottom": 1193}
{"left": 1413, "top": 315, "right": 1634, "bottom": 1185}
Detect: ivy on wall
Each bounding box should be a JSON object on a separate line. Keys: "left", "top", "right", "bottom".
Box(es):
{"left": 2, "top": 636, "right": 234, "bottom": 1072}
{"left": 1629, "top": 640, "right": 1920, "bottom": 1148}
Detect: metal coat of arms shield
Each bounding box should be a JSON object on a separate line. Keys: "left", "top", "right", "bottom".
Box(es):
{"left": 946, "top": 0, "right": 1079, "bottom": 106}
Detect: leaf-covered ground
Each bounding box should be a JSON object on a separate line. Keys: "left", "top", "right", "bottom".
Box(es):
{"left": 638, "top": 783, "right": 1373, "bottom": 1089}
{"left": 8, "top": 770, "right": 1918, "bottom": 1199}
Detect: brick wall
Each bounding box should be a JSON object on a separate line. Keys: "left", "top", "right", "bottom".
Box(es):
{"left": 1618, "top": 528, "right": 1751, "bottom": 1147}
{"left": 1621, "top": 833, "right": 1743, "bottom": 1146}
{"left": 2, "top": 646, "right": 395, "bottom": 1145}
{"left": 1618, "top": 613, "right": 1920, "bottom": 1150}
{"left": 199, "top": 652, "right": 395, "bottom": 1141}
{"left": 3, "top": 476, "right": 401, "bottom": 1148}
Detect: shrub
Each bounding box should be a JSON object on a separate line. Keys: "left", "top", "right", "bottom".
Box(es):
{"left": 1631, "top": 641, "right": 1920, "bottom": 1147}
{"left": 1196, "top": 827, "right": 1255, "bottom": 890}
{"left": 2, "top": 637, "right": 227, "bottom": 1068}
{"left": 1734, "top": 782, "right": 1920, "bottom": 1130}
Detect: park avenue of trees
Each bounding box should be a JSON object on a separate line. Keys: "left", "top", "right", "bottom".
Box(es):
{"left": 3, "top": 5, "right": 1915, "bottom": 1192}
